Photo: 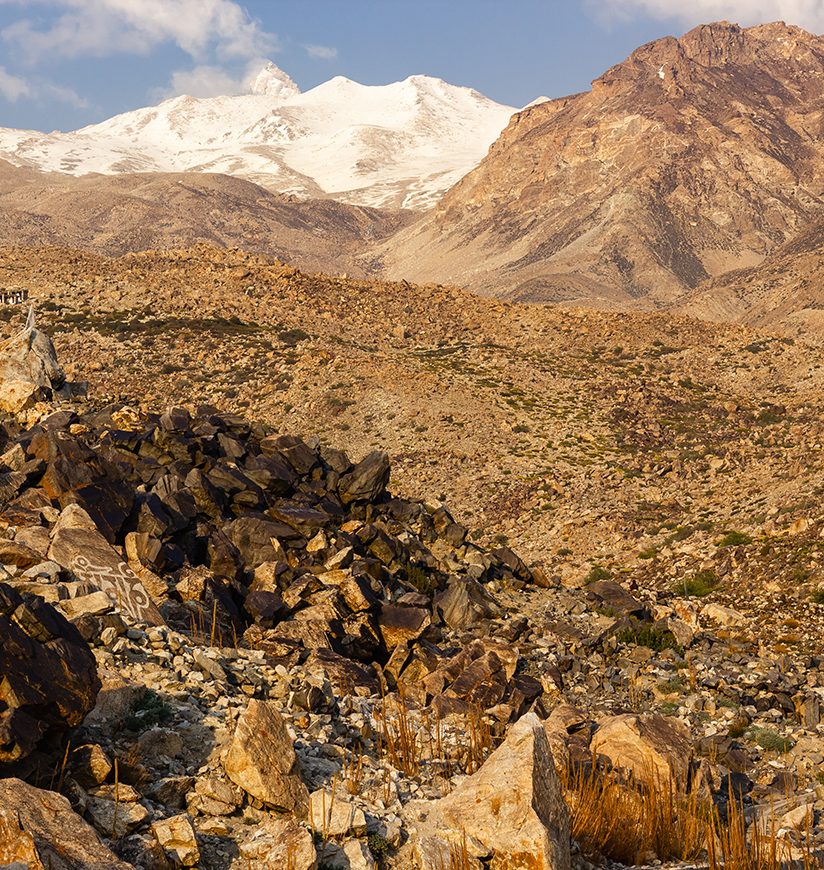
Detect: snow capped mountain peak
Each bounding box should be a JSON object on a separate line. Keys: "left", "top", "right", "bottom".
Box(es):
{"left": 0, "top": 69, "right": 518, "bottom": 210}
{"left": 249, "top": 62, "right": 301, "bottom": 100}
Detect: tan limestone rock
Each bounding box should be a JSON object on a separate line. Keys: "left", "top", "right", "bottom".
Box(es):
{"left": 309, "top": 788, "right": 368, "bottom": 838}
{"left": 0, "top": 309, "right": 65, "bottom": 413}
{"left": 590, "top": 712, "right": 693, "bottom": 788}
{"left": 151, "top": 813, "right": 200, "bottom": 867}
{"left": 223, "top": 699, "right": 309, "bottom": 816}
{"left": 239, "top": 815, "right": 316, "bottom": 869}
{"left": 413, "top": 712, "right": 570, "bottom": 870}
{"left": 0, "top": 778, "right": 131, "bottom": 870}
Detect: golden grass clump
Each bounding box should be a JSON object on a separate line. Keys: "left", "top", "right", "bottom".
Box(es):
{"left": 564, "top": 763, "right": 822, "bottom": 869}
{"left": 561, "top": 763, "right": 705, "bottom": 865}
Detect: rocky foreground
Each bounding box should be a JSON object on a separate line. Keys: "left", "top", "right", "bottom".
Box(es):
{"left": 0, "top": 306, "right": 822, "bottom": 868}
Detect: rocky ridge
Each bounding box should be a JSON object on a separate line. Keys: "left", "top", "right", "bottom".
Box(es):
{"left": 0, "top": 161, "right": 412, "bottom": 279}
{"left": 682, "top": 214, "right": 824, "bottom": 336}
{"left": 375, "top": 21, "right": 824, "bottom": 323}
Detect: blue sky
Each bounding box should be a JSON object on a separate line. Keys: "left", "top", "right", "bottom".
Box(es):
{"left": 0, "top": 0, "right": 821, "bottom": 132}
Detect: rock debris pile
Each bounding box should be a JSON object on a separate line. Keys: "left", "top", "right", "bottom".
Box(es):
{"left": 0, "top": 327, "right": 821, "bottom": 868}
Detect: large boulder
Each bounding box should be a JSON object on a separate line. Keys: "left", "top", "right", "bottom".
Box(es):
{"left": 434, "top": 576, "right": 503, "bottom": 630}
{"left": 239, "top": 815, "right": 316, "bottom": 869}
{"left": 0, "top": 308, "right": 65, "bottom": 412}
{"left": 0, "top": 583, "right": 100, "bottom": 765}
{"left": 223, "top": 699, "right": 310, "bottom": 816}
{"left": 410, "top": 712, "right": 570, "bottom": 870}
{"left": 151, "top": 813, "right": 201, "bottom": 867}
{"left": 338, "top": 451, "right": 390, "bottom": 504}
{"left": 0, "top": 778, "right": 131, "bottom": 869}
{"left": 590, "top": 712, "right": 693, "bottom": 788}
{"left": 33, "top": 428, "right": 134, "bottom": 542}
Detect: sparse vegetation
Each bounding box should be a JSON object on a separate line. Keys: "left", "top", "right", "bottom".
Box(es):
{"left": 616, "top": 623, "right": 683, "bottom": 655}
{"left": 585, "top": 565, "right": 612, "bottom": 584}
{"left": 675, "top": 569, "right": 720, "bottom": 598}
{"left": 124, "top": 688, "right": 173, "bottom": 732}
{"left": 717, "top": 530, "right": 753, "bottom": 548}
{"left": 747, "top": 726, "right": 794, "bottom": 754}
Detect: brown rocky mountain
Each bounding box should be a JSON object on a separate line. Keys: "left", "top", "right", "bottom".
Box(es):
{"left": 376, "top": 21, "right": 824, "bottom": 314}
{"left": 681, "top": 215, "right": 824, "bottom": 334}
{"left": 0, "top": 161, "right": 411, "bottom": 277}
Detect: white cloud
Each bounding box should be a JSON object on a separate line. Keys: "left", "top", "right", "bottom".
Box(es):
{"left": 42, "top": 81, "right": 89, "bottom": 108}
{"left": 0, "top": 64, "right": 85, "bottom": 107}
{"left": 164, "top": 65, "right": 246, "bottom": 98}
{"left": 303, "top": 43, "right": 338, "bottom": 60}
{"left": 0, "top": 65, "right": 29, "bottom": 101}
{"left": 157, "top": 59, "right": 259, "bottom": 99}
{"left": 590, "top": 0, "right": 824, "bottom": 31}
{"left": 2, "top": 0, "right": 279, "bottom": 63}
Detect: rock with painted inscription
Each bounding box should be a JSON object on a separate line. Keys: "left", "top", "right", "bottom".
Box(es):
{"left": 48, "top": 505, "right": 164, "bottom": 626}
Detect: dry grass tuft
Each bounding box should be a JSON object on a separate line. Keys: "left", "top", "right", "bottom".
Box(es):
{"left": 564, "top": 764, "right": 821, "bottom": 869}
{"left": 706, "top": 796, "right": 819, "bottom": 870}
{"left": 377, "top": 690, "right": 420, "bottom": 777}
{"left": 562, "top": 763, "right": 705, "bottom": 865}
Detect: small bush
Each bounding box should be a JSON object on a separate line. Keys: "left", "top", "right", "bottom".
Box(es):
{"left": 674, "top": 569, "right": 719, "bottom": 598}
{"left": 716, "top": 530, "right": 752, "bottom": 548}
{"left": 811, "top": 588, "right": 824, "bottom": 605}
{"left": 616, "top": 624, "right": 683, "bottom": 655}
{"left": 747, "top": 726, "right": 794, "bottom": 754}
{"left": 125, "top": 688, "right": 173, "bottom": 732}
{"left": 367, "top": 833, "right": 391, "bottom": 867}
{"left": 585, "top": 565, "right": 612, "bottom": 584}
{"left": 406, "top": 564, "right": 437, "bottom": 595}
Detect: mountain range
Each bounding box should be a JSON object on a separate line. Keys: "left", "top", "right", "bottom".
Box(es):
{"left": 0, "top": 63, "right": 515, "bottom": 210}
{"left": 1, "top": 23, "right": 823, "bottom": 335}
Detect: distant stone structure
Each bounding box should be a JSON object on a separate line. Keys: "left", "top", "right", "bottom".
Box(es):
{"left": 0, "top": 288, "right": 29, "bottom": 305}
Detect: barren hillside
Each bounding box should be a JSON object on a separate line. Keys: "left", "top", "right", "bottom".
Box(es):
{"left": 0, "top": 244, "right": 820, "bottom": 648}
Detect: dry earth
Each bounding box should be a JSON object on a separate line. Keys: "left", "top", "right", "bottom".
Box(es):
{"left": 0, "top": 161, "right": 411, "bottom": 278}
{"left": 0, "top": 244, "right": 821, "bottom": 651}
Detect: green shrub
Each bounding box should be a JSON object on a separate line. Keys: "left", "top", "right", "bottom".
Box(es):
{"left": 406, "top": 565, "right": 437, "bottom": 595}
{"left": 716, "top": 530, "right": 752, "bottom": 547}
{"left": 675, "top": 569, "right": 719, "bottom": 598}
{"left": 616, "top": 624, "right": 683, "bottom": 655}
{"left": 368, "top": 833, "right": 391, "bottom": 867}
{"left": 747, "top": 726, "right": 794, "bottom": 754}
{"left": 585, "top": 565, "right": 611, "bottom": 584}
{"left": 125, "top": 688, "right": 173, "bottom": 732}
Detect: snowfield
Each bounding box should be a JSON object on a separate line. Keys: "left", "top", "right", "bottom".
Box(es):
{"left": 0, "top": 64, "right": 516, "bottom": 210}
